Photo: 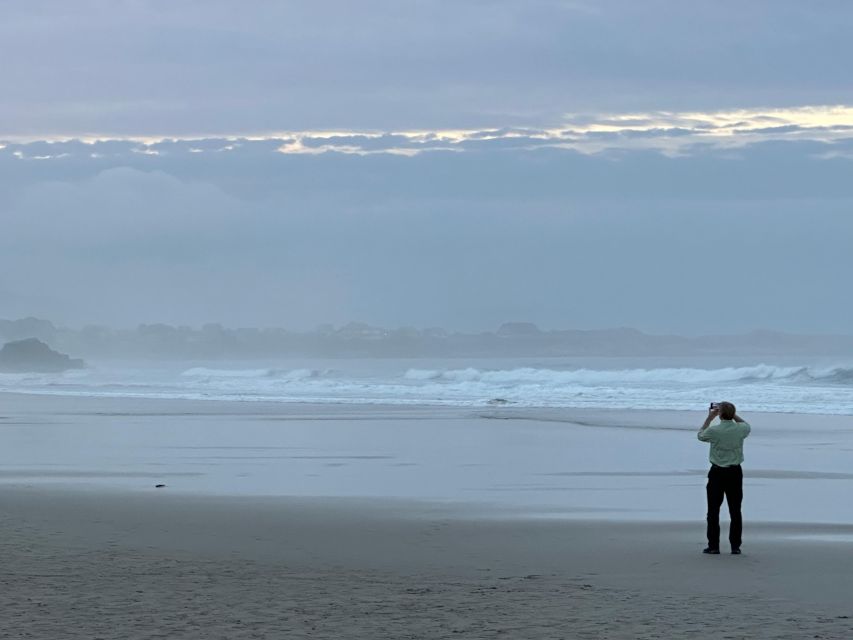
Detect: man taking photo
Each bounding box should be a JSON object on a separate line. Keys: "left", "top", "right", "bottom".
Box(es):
{"left": 698, "top": 401, "right": 751, "bottom": 555}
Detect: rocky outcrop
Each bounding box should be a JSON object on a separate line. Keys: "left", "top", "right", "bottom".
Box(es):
{"left": 0, "top": 338, "right": 85, "bottom": 372}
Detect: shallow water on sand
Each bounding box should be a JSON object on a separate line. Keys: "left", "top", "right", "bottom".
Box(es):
{"left": 2, "top": 393, "right": 852, "bottom": 524}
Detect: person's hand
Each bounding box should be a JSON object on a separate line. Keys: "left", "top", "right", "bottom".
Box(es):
{"left": 708, "top": 406, "right": 720, "bottom": 418}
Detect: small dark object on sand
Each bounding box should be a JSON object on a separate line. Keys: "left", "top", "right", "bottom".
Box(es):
{"left": 155, "top": 484, "right": 166, "bottom": 488}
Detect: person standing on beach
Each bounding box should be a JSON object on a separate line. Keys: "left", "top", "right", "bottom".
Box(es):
{"left": 698, "top": 401, "right": 750, "bottom": 555}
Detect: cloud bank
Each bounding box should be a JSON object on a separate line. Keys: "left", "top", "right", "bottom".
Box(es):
{"left": 2, "top": 124, "right": 852, "bottom": 334}
{"left": 3, "top": 1, "right": 853, "bottom": 137}
{"left": 5, "top": 105, "right": 853, "bottom": 157}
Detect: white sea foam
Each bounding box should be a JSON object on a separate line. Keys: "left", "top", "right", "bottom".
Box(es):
{"left": 181, "top": 367, "right": 276, "bottom": 378}
{"left": 181, "top": 367, "right": 327, "bottom": 380}
{"left": 2, "top": 362, "right": 852, "bottom": 414}
{"left": 404, "top": 364, "right": 844, "bottom": 385}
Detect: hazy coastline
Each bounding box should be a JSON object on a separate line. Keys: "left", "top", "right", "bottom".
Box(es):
{"left": 5, "top": 316, "right": 853, "bottom": 360}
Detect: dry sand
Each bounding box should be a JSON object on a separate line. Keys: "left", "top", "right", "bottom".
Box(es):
{"left": 2, "top": 487, "right": 853, "bottom": 639}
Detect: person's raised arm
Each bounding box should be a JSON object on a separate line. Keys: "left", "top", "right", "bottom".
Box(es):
{"left": 698, "top": 406, "right": 719, "bottom": 441}
{"left": 733, "top": 413, "right": 751, "bottom": 436}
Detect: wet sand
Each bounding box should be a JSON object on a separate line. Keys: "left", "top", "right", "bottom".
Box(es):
{"left": 2, "top": 488, "right": 853, "bottom": 639}
{"left": 2, "top": 392, "right": 853, "bottom": 637}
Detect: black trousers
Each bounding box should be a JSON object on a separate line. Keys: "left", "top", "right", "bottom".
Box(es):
{"left": 706, "top": 464, "right": 743, "bottom": 550}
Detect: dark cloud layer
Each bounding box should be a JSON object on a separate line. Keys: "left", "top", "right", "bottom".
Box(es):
{"left": 3, "top": 1, "right": 853, "bottom": 136}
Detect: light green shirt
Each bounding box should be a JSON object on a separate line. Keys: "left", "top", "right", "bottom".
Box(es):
{"left": 697, "top": 419, "right": 751, "bottom": 467}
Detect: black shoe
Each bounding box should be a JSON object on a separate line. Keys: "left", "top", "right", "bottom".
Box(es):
{"left": 703, "top": 547, "right": 720, "bottom": 555}
{"left": 731, "top": 548, "right": 741, "bottom": 555}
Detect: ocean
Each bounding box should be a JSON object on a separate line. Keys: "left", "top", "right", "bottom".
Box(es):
{"left": 2, "top": 356, "right": 852, "bottom": 415}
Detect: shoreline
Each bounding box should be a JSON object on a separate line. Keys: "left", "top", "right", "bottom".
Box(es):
{"left": 3, "top": 384, "right": 853, "bottom": 418}
{"left": 3, "top": 391, "right": 852, "bottom": 521}
{"left": 4, "top": 387, "right": 852, "bottom": 419}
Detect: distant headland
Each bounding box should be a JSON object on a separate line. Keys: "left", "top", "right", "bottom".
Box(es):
{"left": 2, "top": 316, "right": 853, "bottom": 360}
{"left": 0, "top": 337, "right": 85, "bottom": 372}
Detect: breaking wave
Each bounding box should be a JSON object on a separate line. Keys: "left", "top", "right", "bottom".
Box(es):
{"left": 404, "top": 364, "right": 853, "bottom": 386}
{"left": 2, "top": 362, "right": 853, "bottom": 414}
{"left": 181, "top": 367, "right": 329, "bottom": 381}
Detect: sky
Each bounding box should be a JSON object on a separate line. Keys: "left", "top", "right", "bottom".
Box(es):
{"left": 2, "top": 0, "right": 852, "bottom": 334}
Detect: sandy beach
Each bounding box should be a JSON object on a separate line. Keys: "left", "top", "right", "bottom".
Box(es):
{"left": 3, "top": 489, "right": 853, "bottom": 639}
{"left": 2, "top": 392, "right": 853, "bottom": 638}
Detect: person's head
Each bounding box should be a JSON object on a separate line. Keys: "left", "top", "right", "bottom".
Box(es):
{"left": 718, "top": 401, "right": 736, "bottom": 420}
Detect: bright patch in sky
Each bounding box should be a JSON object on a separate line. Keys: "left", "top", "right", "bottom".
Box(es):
{"left": 4, "top": 105, "right": 852, "bottom": 159}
